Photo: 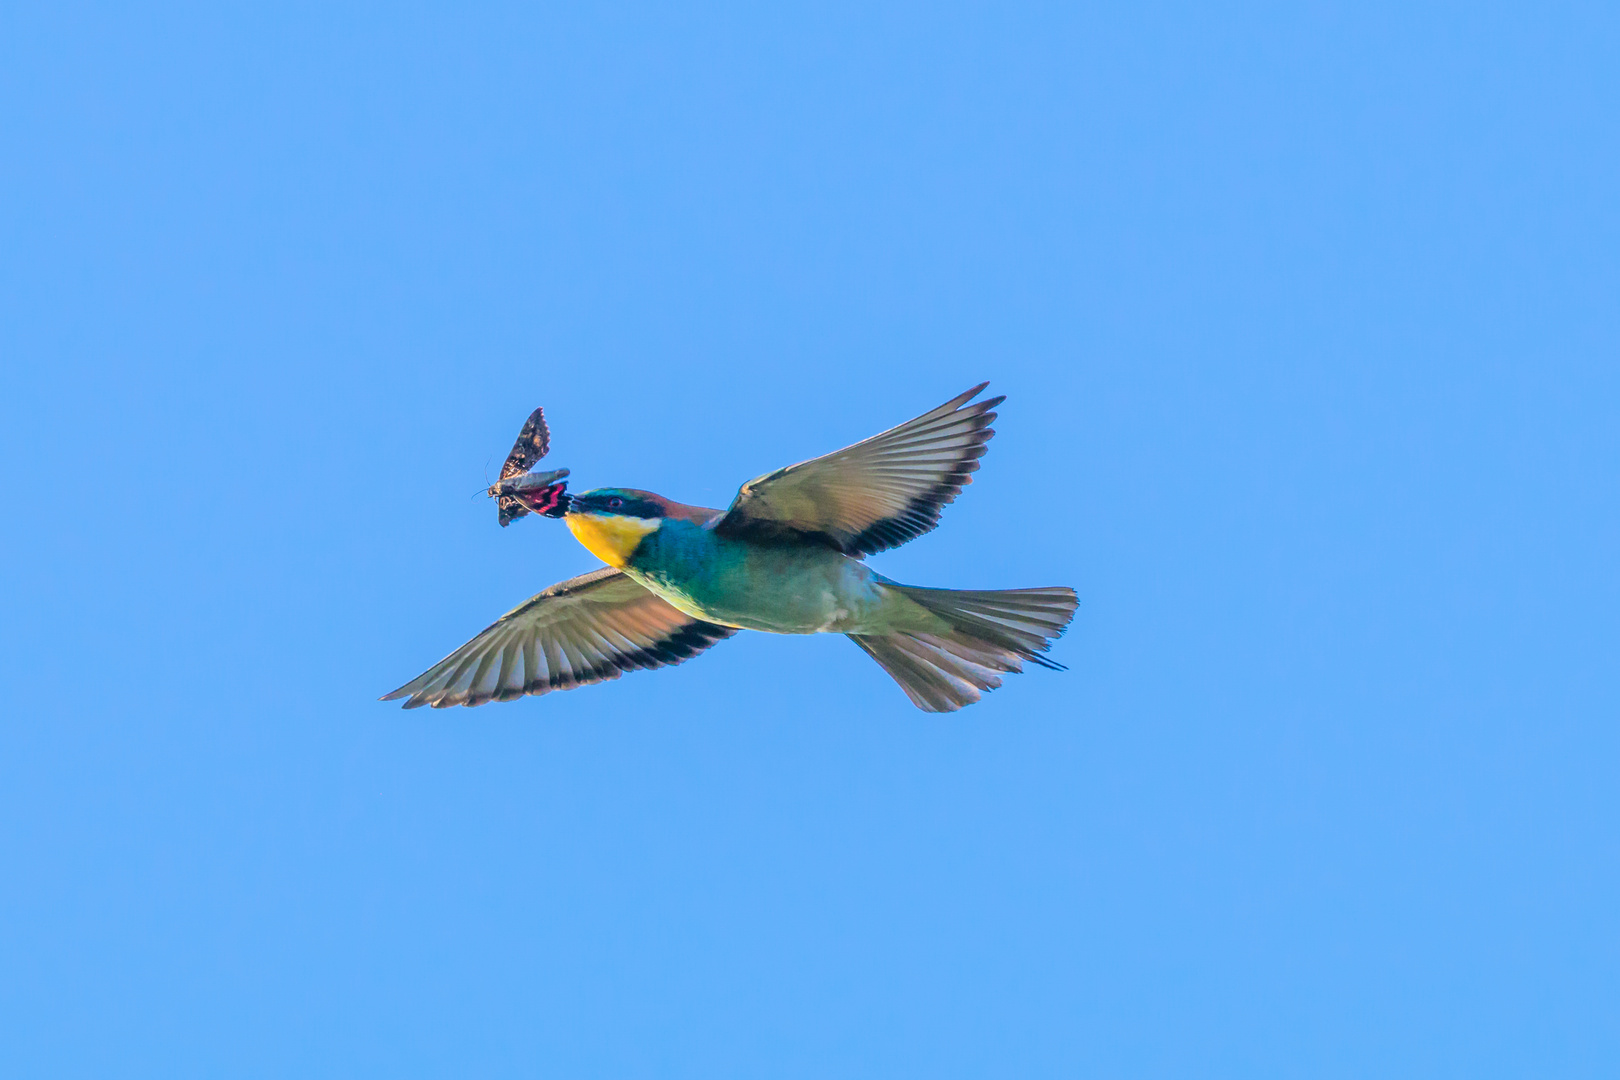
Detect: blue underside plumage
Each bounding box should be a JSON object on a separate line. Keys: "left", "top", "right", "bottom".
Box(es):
{"left": 622, "top": 518, "right": 917, "bottom": 635}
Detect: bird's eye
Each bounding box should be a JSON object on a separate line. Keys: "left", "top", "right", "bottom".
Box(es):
{"left": 606, "top": 497, "right": 624, "bottom": 510}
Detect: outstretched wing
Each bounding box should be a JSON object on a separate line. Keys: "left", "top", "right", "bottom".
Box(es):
{"left": 713, "top": 383, "right": 1004, "bottom": 556}
{"left": 381, "top": 568, "right": 736, "bottom": 708}
{"left": 497, "top": 407, "right": 552, "bottom": 527}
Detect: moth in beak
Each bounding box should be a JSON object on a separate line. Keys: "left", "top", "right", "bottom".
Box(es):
{"left": 489, "top": 406, "right": 572, "bottom": 525}
{"left": 490, "top": 468, "right": 571, "bottom": 519}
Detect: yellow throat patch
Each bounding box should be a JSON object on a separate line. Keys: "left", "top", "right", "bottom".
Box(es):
{"left": 565, "top": 512, "right": 661, "bottom": 568}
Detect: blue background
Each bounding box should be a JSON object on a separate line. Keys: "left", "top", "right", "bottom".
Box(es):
{"left": 2, "top": 2, "right": 1616, "bottom": 1076}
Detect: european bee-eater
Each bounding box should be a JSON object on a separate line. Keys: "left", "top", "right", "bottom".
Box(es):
{"left": 383, "top": 383, "right": 1077, "bottom": 712}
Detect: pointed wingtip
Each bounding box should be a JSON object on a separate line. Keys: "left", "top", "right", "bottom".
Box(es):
{"left": 936, "top": 382, "right": 993, "bottom": 414}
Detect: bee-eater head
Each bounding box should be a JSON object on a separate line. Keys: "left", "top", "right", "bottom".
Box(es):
{"left": 564, "top": 487, "right": 667, "bottom": 567}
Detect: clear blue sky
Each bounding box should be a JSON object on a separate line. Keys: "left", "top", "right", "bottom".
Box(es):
{"left": 2, "top": 2, "right": 1615, "bottom": 1076}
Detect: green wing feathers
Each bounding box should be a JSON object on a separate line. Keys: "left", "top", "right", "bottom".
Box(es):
{"left": 715, "top": 383, "right": 1003, "bottom": 556}
{"left": 381, "top": 568, "right": 736, "bottom": 708}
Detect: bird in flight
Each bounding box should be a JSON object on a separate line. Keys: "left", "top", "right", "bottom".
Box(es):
{"left": 383, "top": 384, "right": 1076, "bottom": 712}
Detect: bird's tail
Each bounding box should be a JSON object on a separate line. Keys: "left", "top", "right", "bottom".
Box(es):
{"left": 848, "top": 584, "right": 1078, "bottom": 712}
